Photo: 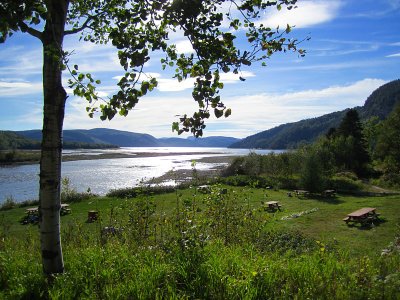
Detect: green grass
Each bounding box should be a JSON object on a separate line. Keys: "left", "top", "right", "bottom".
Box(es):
{"left": 1, "top": 187, "right": 399, "bottom": 254}
{"left": 1, "top": 186, "right": 400, "bottom": 299}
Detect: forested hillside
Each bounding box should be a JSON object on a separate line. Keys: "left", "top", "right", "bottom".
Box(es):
{"left": 230, "top": 79, "right": 400, "bottom": 149}
{"left": 0, "top": 131, "right": 40, "bottom": 150}
{"left": 0, "top": 131, "right": 117, "bottom": 150}
{"left": 10, "top": 128, "right": 240, "bottom": 149}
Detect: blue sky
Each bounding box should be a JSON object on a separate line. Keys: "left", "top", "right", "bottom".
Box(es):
{"left": 0, "top": 0, "right": 399, "bottom": 138}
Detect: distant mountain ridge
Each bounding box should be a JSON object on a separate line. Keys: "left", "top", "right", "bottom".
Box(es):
{"left": 230, "top": 79, "right": 400, "bottom": 149}
{"left": 5, "top": 80, "right": 400, "bottom": 150}
{"left": 12, "top": 128, "right": 240, "bottom": 148}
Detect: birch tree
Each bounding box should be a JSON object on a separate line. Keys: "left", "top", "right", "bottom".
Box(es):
{"left": 0, "top": 0, "right": 304, "bottom": 275}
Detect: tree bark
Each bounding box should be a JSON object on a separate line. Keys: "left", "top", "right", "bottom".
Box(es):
{"left": 39, "top": 0, "right": 69, "bottom": 275}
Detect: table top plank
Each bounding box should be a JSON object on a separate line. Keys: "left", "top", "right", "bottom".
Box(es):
{"left": 348, "top": 207, "right": 376, "bottom": 217}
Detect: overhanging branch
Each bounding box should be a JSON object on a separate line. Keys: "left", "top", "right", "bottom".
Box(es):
{"left": 18, "top": 22, "right": 43, "bottom": 41}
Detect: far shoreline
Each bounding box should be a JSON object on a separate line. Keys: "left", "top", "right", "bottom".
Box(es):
{"left": 0, "top": 149, "right": 239, "bottom": 166}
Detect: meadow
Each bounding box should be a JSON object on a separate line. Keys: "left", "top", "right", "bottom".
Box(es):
{"left": 1, "top": 183, "right": 399, "bottom": 299}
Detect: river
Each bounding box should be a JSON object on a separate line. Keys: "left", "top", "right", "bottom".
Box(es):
{"left": 0, "top": 147, "right": 276, "bottom": 203}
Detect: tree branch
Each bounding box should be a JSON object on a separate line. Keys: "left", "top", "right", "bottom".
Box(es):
{"left": 18, "top": 22, "right": 43, "bottom": 41}
{"left": 64, "top": 15, "right": 94, "bottom": 36}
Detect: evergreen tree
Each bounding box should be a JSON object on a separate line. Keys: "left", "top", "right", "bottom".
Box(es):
{"left": 336, "top": 109, "right": 370, "bottom": 176}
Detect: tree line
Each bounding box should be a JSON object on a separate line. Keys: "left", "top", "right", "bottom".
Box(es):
{"left": 224, "top": 105, "right": 400, "bottom": 191}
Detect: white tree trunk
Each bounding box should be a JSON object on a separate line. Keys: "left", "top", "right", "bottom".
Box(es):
{"left": 39, "top": 0, "right": 69, "bottom": 275}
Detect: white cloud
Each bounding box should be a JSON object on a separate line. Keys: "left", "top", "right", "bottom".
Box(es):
{"left": 157, "top": 78, "right": 195, "bottom": 92}
{"left": 386, "top": 52, "right": 400, "bottom": 58}
{"left": 152, "top": 71, "right": 257, "bottom": 92}
{"left": 63, "top": 78, "right": 387, "bottom": 138}
{"left": 0, "top": 81, "right": 42, "bottom": 97}
{"left": 259, "top": 0, "right": 341, "bottom": 29}
{"left": 220, "top": 71, "right": 256, "bottom": 83}
{"left": 175, "top": 40, "right": 194, "bottom": 54}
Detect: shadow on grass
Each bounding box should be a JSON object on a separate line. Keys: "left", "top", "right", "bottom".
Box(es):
{"left": 346, "top": 218, "right": 388, "bottom": 231}
{"left": 300, "top": 195, "right": 345, "bottom": 205}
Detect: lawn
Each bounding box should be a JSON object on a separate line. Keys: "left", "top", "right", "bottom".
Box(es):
{"left": 2, "top": 186, "right": 399, "bottom": 255}
{"left": 1, "top": 186, "right": 399, "bottom": 299}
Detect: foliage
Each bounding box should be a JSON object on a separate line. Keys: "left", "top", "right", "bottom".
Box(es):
{"left": 0, "top": 131, "right": 40, "bottom": 150}
{"left": 0, "top": 197, "right": 17, "bottom": 211}
{"left": 375, "top": 104, "right": 400, "bottom": 182}
{"left": 106, "top": 185, "right": 177, "bottom": 198}
{"left": 61, "top": 177, "right": 95, "bottom": 203}
{"left": 298, "top": 147, "right": 327, "bottom": 192}
{"left": 0, "top": 150, "right": 41, "bottom": 164}
{"left": 323, "top": 109, "right": 371, "bottom": 177}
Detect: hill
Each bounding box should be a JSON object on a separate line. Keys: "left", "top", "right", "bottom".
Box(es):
{"left": 13, "top": 128, "right": 240, "bottom": 148}
{"left": 0, "top": 131, "right": 117, "bottom": 150}
{"left": 230, "top": 79, "right": 400, "bottom": 149}
{"left": 159, "top": 136, "right": 240, "bottom": 147}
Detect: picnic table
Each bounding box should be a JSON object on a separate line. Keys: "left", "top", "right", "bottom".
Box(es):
{"left": 21, "top": 207, "right": 39, "bottom": 225}
{"left": 322, "top": 189, "right": 336, "bottom": 197}
{"left": 343, "top": 207, "right": 380, "bottom": 226}
{"left": 61, "top": 204, "right": 71, "bottom": 215}
{"left": 87, "top": 210, "right": 99, "bottom": 222}
{"left": 25, "top": 207, "right": 39, "bottom": 215}
{"left": 294, "top": 190, "right": 310, "bottom": 197}
{"left": 264, "top": 201, "right": 282, "bottom": 211}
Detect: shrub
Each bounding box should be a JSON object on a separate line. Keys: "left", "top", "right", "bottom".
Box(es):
{"left": 0, "top": 197, "right": 16, "bottom": 211}
{"left": 106, "top": 185, "right": 176, "bottom": 198}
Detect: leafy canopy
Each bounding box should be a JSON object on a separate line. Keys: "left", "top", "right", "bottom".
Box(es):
{"left": 0, "top": 0, "right": 305, "bottom": 137}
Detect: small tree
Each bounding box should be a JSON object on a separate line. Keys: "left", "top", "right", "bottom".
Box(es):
{"left": 298, "top": 146, "right": 326, "bottom": 193}
{"left": 0, "top": 0, "right": 304, "bottom": 275}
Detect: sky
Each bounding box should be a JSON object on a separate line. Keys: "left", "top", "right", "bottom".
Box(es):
{"left": 0, "top": 0, "right": 399, "bottom": 139}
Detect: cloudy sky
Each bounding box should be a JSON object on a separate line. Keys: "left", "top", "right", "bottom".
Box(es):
{"left": 0, "top": 0, "right": 399, "bottom": 138}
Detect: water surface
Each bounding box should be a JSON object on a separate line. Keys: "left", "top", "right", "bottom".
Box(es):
{"left": 0, "top": 147, "right": 276, "bottom": 203}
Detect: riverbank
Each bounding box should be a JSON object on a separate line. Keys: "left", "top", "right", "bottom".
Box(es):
{"left": 0, "top": 149, "right": 237, "bottom": 165}
{"left": 146, "top": 155, "right": 236, "bottom": 185}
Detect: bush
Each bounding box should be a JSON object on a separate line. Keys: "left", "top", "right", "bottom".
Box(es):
{"left": 0, "top": 197, "right": 16, "bottom": 211}
{"left": 61, "top": 177, "right": 95, "bottom": 203}
{"left": 329, "top": 173, "right": 364, "bottom": 192}
{"left": 106, "top": 185, "right": 176, "bottom": 198}
{"left": 219, "top": 175, "right": 272, "bottom": 188}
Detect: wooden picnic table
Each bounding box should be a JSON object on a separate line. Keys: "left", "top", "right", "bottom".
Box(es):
{"left": 61, "top": 204, "right": 71, "bottom": 215}
{"left": 25, "top": 207, "right": 39, "bottom": 215}
{"left": 343, "top": 207, "right": 380, "bottom": 225}
{"left": 264, "top": 201, "right": 282, "bottom": 211}
{"left": 294, "top": 190, "right": 310, "bottom": 197}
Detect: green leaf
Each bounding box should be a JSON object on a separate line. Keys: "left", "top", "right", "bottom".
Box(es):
{"left": 172, "top": 122, "right": 179, "bottom": 132}
{"left": 214, "top": 108, "right": 223, "bottom": 118}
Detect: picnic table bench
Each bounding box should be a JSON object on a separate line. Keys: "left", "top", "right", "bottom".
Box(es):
{"left": 263, "top": 201, "right": 282, "bottom": 211}
{"left": 343, "top": 207, "right": 380, "bottom": 226}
